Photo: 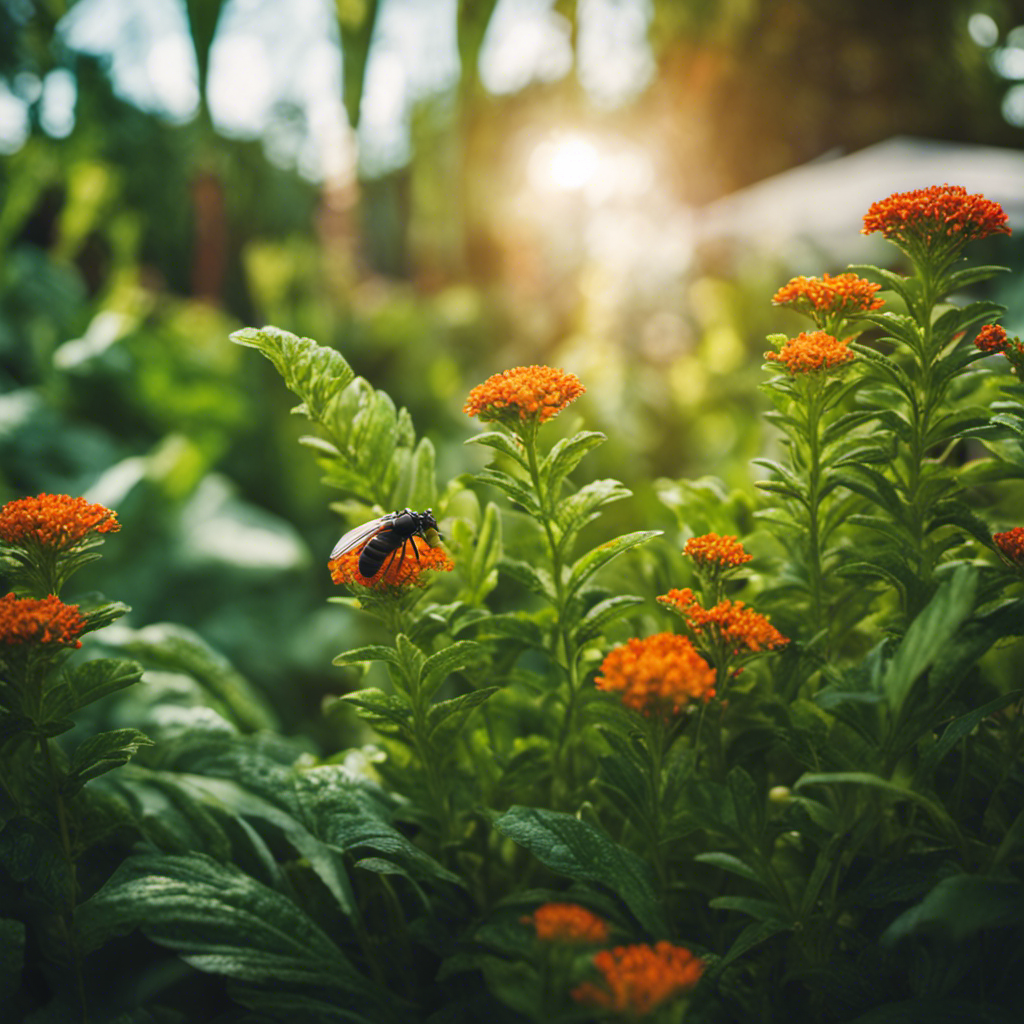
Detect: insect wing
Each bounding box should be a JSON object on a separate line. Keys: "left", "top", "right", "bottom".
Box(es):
{"left": 330, "top": 515, "right": 392, "bottom": 560}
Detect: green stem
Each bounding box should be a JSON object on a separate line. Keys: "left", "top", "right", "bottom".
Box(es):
{"left": 645, "top": 719, "right": 669, "bottom": 892}
{"left": 522, "top": 425, "right": 580, "bottom": 803}
{"left": 38, "top": 735, "right": 88, "bottom": 1023}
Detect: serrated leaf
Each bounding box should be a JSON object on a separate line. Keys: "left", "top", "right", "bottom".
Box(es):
{"left": 566, "top": 531, "right": 661, "bottom": 598}
{"left": 66, "top": 728, "right": 154, "bottom": 794}
{"left": 78, "top": 852, "right": 394, "bottom": 1011}
{"left": 231, "top": 327, "right": 355, "bottom": 423}
{"left": 43, "top": 658, "right": 144, "bottom": 720}
{"left": 493, "top": 805, "right": 665, "bottom": 934}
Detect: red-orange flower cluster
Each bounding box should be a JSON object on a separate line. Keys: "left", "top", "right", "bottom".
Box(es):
{"left": 0, "top": 494, "right": 119, "bottom": 550}
{"left": 463, "top": 365, "right": 585, "bottom": 425}
{"left": 772, "top": 273, "right": 883, "bottom": 319}
{"left": 765, "top": 332, "right": 854, "bottom": 375}
{"left": 994, "top": 528, "right": 1024, "bottom": 567}
{"left": 328, "top": 543, "right": 454, "bottom": 589}
{"left": 572, "top": 942, "right": 705, "bottom": 1015}
{"left": 596, "top": 633, "right": 716, "bottom": 718}
{"left": 684, "top": 533, "right": 752, "bottom": 572}
{"left": 975, "top": 324, "right": 1009, "bottom": 354}
{"left": 862, "top": 184, "right": 1010, "bottom": 248}
{"left": 523, "top": 903, "right": 609, "bottom": 945}
{"left": 658, "top": 589, "right": 789, "bottom": 655}
{"left": 0, "top": 593, "right": 86, "bottom": 648}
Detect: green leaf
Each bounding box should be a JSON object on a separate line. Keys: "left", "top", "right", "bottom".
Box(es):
{"left": 105, "top": 622, "right": 276, "bottom": 732}
{"left": 464, "top": 430, "right": 528, "bottom": 467}
{"left": 931, "top": 300, "right": 1005, "bottom": 346}
{"left": 468, "top": 501, "right": 503, "bottom": 596}
{"left": 80, "top": 599, "right": 132, "bottom": 634}
{"left": 400, "top": 436, "right": 437, "bottom": 512}
{"left": 849, "top": 341, "right": 916, "bottom": 398}
{"left": 708, "top": 895, "right": 789, "bottom": 922}
{"left": 336, "top": 0, "right": 382, "bottom": 129}
{"left": 882, "top": 567, "right": 977, "bottom": 717}
{"left": 43, "top": 658, "right": 144, "bottom": 720}
{"left": 794, "top": 772, "right": 955, "bottom": 838}
{"left": 65, "top": 728, "right": 154, "bottom": 794}
{"left": 913, "top": 691, "right": 1022, "bottom": 788}
{"left": 541, "top": 431, "right": 605, "bottom": 493}
{"left": 499, "top": 557, "right": 556, "bottom": 601}
{"left": 425, "top": 687, "right": 500, "bottom": 740}
{"left": 882, "top": 874, "right": 1024, "bottom": 947}
{"left": 471, "top": 612, "right": 546, "bottom": 646}
{"left": 394, "top": 634, "right": 426, "bottom": 693}
{"left": 751, "top": 459, "right": 810, "bottom": 505}
{"left": 493, "top": 805, "right": 665, "bottom": 935}
{"left": 566, "top": 531, "right": 661, "bottom": 598}
{"left": 694, "top": 851, "right": 767, "bottom": 888}
{"left": 475, "top": 467, "right": 542, "bottom": 514}
{"left": 714, "top": 919, "right": 791, "bottom": 972}
{"left": 556, "top": 479, "right": 631, "bottom": 534}
{"left": 231, "top": 326, "right": 355, "bottom": 423}
{"left": 945, "top": 264, "right": 1010, "bottom": 292}
{"left": 332, "top": 644, "right": 402, "bottom": 668}
{"left": 336, "top": 689, "right": 412, "bottom": 736}
{"left": 78, "top": 852, "right": 394, "bottom": 1011}
{"left": 574, "top": 595, "right": 646, "bottom": 645}
{"left": 420, "top": 640, "right": 485, "bottom": 701}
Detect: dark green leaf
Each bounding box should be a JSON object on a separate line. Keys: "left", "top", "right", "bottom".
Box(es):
{"left": 464, "top": 431, "right": 528, "bottom": 467}
{"left": 493, "top": 805, "right": 665, "bottom": 934}
{"left": 426, "top": 687, "right": 500, "bottom": 740}
{"left": 566, "top": 531, "right": 661, "bottom": 598}
{"left": 420, "top": 640, "right": 486, "bottom": 701}
{"left": 66, "top": 728, "right": 154, "bottom": 794}
{"left": 542, "top": 431, "right": 605, "bottom": 493}
{"left": 336, "top": 689, "right": 412, "bottom": 736}
{"left": 43, "top": 658, "right": 143, "bottom": 719}
{"left": 574, "top": 594, "right": 645, "bottom": 645}
{"left": 475, "top": 468, "right": 541, "bottom": 514}
{"left": 499, "top": 557, "right": 556, "bottom": 601}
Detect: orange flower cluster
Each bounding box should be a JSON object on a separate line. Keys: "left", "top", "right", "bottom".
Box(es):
{"left": 684, "top": 533, "right": 752, "bottom": 571}
{"left": 862, "top": 184, "right": 1010, "bottom": 248}
{"left": 572, "top": 942, "right": 705, "bottom": 1015}
{"left": 596, "top": 633, "right": 716, "bottom": 718}
{"left": 0, "top": 493, "right": 119, "bottom": 550}
{"left": 463, "top": 365, "right": 585, "bottom": 425}
{"left": 523, "top": 903, "right": 609, "bottom": 945}
{"left": 994, "top": 528, "right": 1024, "bottom": 567}
{"left": 0, "top": 593, "right": 86, "bottom": 647}
{"left": 658, "top": 589, "right": 789, "bottom": 655}
{"left": 328, "top": 543, "right": 454, "bottom": 589}
{"left": 765, "top": 332, "right": 854, "bottom": 375}
{"left": 975, "top": 324, "right": 1009, "bottom": 354}
{"left": 772, "top": 273, "right": 883, "bottom": 318}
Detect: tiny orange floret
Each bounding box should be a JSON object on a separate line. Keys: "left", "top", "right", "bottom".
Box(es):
{"left": 328, "top": 544, "right": 453, "bottom": 589}
{"left": 522, "top": 903, "right": 609, "bottom": 945}
{"left": 463, "top": 365, "right": 585, "bottom": 425}
{"left": 658, "top": 589, "right": 789, "bottom": 654}
{"left": 772, "top": 273, "right": 883, "bottom": 318}
{"left": 975, "top": 324, "right": 1009, "bottom": 354}
{"left": 0, "top": 493, "right": 119, "bottom": 550}
{"left": 596, "top": 633, "right": 716, "bottom": 718}
{"left": 684, "top": 533, "right": 753, "bottom": 571}
{"left": 572, "top": 941, "right": 705, "bottom": 1015}
{"left": 862, "top": 184, "right": 1010, "bottom": 246}
{"left": 994, "top": 528, "right": 1024, "bottom": 567}
{"left": 0, "top": 593, "right": 86, "bottom": 648}
{"left": 765, "top": 331, "right": 854, "bottom": 375}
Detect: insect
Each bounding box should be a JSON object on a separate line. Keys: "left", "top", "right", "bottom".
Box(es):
{"left": 330, "top": 508, "right": 442, "bottom": 582}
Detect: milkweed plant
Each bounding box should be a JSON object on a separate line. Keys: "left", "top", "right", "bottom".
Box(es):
{"left": 3, "top": 184, "right": 1023, "bottom": 1022}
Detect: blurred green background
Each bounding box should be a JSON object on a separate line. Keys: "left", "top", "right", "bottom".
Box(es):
{"left": 2, "top": 0, "right": 1022, "bottom": 734}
